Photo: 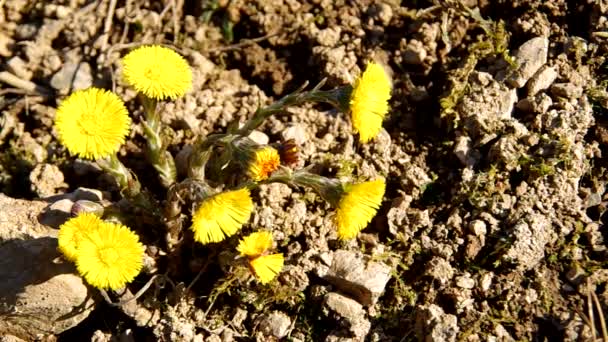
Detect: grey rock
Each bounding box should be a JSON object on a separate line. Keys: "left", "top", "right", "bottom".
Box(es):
{"left": 29, "top": 163, "right": 66, "bottom": 197}
{"left": 507, "top": 37, "right": 549, "bottom": 88}
{"left": 550, "top": 83, "right": 583, "bottom": 99}
{"left": 453, "top": 135, "right": 479, "bottom": 167}
{"left": 15, "top": 23, "right": 38, "bottom": 40}
{"left": 279, "top": 265, "right": 309, "bottom": 292}
{"left": 469, "top": 220, "right": 487, "bottom": 237}
{"left": 320, "top": 250, "right": 391, "bottom": 306}
{"left": 502, "top": 213, "right": 554, "bottom": 270}
{"left": 527, "top": 65, "right": 557, "bottom": 96}
{"left": 50, "top": 61, "right": 93, "bottom": 91}
{"left": 403, "top": 39, "right": 427, "bottom": 65}
{"left": 0, "top": 238, "right": 97, "bottom": 339}
{"left": 258, "top": 311, "right": 291, "bottom": 339}
{"left": 455, "top": 274, "right": 475, "bottom": 289}
{"left": 0, "top": 194, "right": 54, "bottom": 242}
{"left": 282, "top": 124, "right": 308, "bottom": 145}
{"left": 415, "top": 304, "right": 459, "bottom": 342}
{"left": 425, "top": 257, "right": 454, "bottom": 286}
{"left": 248, "top": 130, "right": 269, "bottom": 145}
{"left": 6, "top": 56, "right": 32, "bottom": 80}
{"left": 516, "top": 93, "right": 552, "bottom": 114}
{"left": 324, "top": 292, "right": 364, "bottom": 323}
{"left": 480, "top": 272, "right": 493, "bottom": 292}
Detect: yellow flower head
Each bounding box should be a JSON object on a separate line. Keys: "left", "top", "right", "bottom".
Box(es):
{"left": 75, "top": 221, "right": 144, "bottom": 290}
{"left": 248, "top": 147, "right": 280, "bottom": 182}
{"left": 55, "top": 88, "right": 131, "bottom": 159}
{"left": 237, "top": 231, "right": 273, "bottom": 257}
{"left": 336, "top": 178, "right": 386, "bottom": 239}
{"left": 122, "top": 45, "right": 192, "bottom": 100}
{"left": 250, "top": 254, "right": 284, "bottom": 284}
{"left": 237, "top": 231, "right": 284, "bottom": 284}
{"left": 58, "top": 213, "right": 103, "bottom": 262}
{"left": 190, "top": 188, "right": 253, "bottom": 244}
{"left": 349, "top": 62, "right": 392, "bottom": 143}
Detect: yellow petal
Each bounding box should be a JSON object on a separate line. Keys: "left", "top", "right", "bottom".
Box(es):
{"left": 336, "top": 178, "right": 386, "bottom": 239}
{"left": 58, "top": 213, "right": 103, "bottom": 261}
{"left": 237, "top": 231, "right": 273, "bottom": 257}
{"left": 190, "top": 188, "right": 253, "bottom": 244}
{"left": 122, "top": 45, "right": 192, "bottom": 100}
{"left": 349, "top": 62, "right": 392, "bottom": 143}
{"left": 55, "top": 88, "right": 131, "bottom": 160}
{"left": 250, "top": 253, "right": 284, "bottom": 284}
{"left": 75, "top": 221, "right": 144, "bottom": 290}
{"left": 248, "top": 147, "right": 280, "bottom": 182}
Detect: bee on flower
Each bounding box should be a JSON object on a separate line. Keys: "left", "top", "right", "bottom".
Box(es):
{"left": 237, "top": 231, "right": 284, "bottom": 284}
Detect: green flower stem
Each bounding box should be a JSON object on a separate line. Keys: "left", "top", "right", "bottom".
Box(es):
{"left": 259, "top": 168, "right": 343, "bottom": 206}
{"left": 291, "top": 170, "right": 344, "bottom": 206}
{"left": 141, "top": 95, "right": 177, "bottom": 188}
{"left": 235, "top": 79, "right": 329, "bottom": 136}
{"left": 98, "top": 154, "right": 159, "bottom": 217}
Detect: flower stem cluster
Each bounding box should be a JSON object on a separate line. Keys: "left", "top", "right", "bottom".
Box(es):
{"left": 53, "top": 51, "right": 391, "bottom": 286}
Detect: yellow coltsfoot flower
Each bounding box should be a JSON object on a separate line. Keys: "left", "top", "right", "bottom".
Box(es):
{"left": 237, "top": 231, "right": 284, "bottom": 284}
{"left": 54, "top": 87, "right": 131, "bottom": 159}
{"left": 58, "top": 213, "right": 103, "bottom": 262}
{"left": 349, "top": 62, "right": 392, "bottom": 143}
{"left": 190, "top": 188, "right": 253, "bottom": 244}
{"left": 122, "top": 45, "right": 192, "bottom": 100}
{"left": 75, "top": 221, "right": 144, "bottom": 290}
{"left": 248, "top": 146, "right": 281, "bottom": 182}
{"left": 336, "top": 178, "right": 386, "bottom": 239}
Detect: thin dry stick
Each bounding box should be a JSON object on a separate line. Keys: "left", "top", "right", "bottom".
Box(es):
{"left": 208, "top": 26, "right": 300, "bottom": 54}
{"left": 0, "top": 71, "right": 50, "bottom": 95}
{"left": 100, "top": 0, "right": 118, "bottom": 51}
{"left": 100, "top": 274, "right": 169, "bottom": 307}
{"left": 590, "top": 290, "right": 608, "bottom": 341}
{"left": 588, "top": 285, "right": 597, "bottom": 342}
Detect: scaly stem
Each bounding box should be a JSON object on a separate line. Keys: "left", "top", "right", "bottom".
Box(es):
{"left": 97, "top": 154, "right": 159, "bottom": 218}
{"left": 141, "top": 95, "right": 177, "bottom": 187}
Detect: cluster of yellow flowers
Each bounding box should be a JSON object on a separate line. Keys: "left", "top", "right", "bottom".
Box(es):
{"left": 52, "top": 44, "right": 392, "bottom": 287}
{"left": 58, "top": 213, "right": 144, "bottom": 290}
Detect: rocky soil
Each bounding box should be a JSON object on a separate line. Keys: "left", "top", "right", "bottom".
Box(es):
{"left": 1, "top": 0, "right": 608, "bottom": 341}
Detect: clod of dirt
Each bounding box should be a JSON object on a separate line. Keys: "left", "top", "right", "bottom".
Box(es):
{"left": 550, "top": 82, "right": 584, "bottom": 99}
{"left": 0, "top": 238, "right": 97, "bottom": 340}
{"left": 526, "top": 65, "right": 558, "bottom": 96}
{"left": 414, "top": 304, "right": 459, "bottom": 342}
{"left": 323, "top": 292, "right": 364, "bottom": 324}
{"left": 425, "top": 257, "right": 454, "bottom": 286}
{"left": 506, "top": 36, "right": 549, "bottom": 88}
{"left": 0, "top": 194, "right": 54, "bottom": 241}
{"left": 29, "top": 163, "right": 66, "bottom": 197}
{"left": 502, "top": 213, "right": 554, "bottom": 271}
{"left": 458, "top": 71, "right": 517, "bottom": 142}
{"left": 256, "top": 311, "right": 291, "bottom": 339}
{"left": 319, "top": 250, "right": 391, "bottom": 306}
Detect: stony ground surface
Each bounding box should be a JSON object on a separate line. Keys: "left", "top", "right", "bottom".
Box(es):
{"left": 1, "top": 0, "right": 608, "bottom": 341}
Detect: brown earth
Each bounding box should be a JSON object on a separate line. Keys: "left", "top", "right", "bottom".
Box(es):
{"left": 1, "top": 0, "right": 608, "bottom": 341}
